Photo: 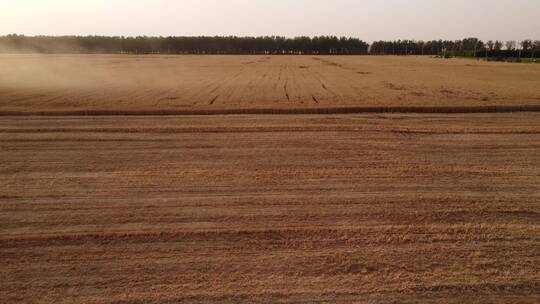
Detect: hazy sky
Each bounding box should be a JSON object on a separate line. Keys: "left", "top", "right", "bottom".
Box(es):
{"left": 1, "top": 0, "right": 539, "bottom": 42}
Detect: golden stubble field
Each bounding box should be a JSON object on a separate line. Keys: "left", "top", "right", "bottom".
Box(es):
{"left": 0, "top": 55, "right": 539, "bottom": 113}
{"left": 1, "top": 55, "right": 540, "bottom": 303}
{"left": 1, "top": 113, "right": 540, "bottom": 303}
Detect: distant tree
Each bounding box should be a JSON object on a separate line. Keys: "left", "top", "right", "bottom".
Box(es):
{"left": 505, "top": 40, "right": 516, "bottom": 51}
{"left": 516, "top": 41, "right": 522, "bottom": 58}
{"left": 486, "top": 40, "right": 494, "bottom": 51}
{"left": 494, "top": 40, "right": 503, "bottom": 51}
{"left": 533, "top": 40, "right": 540, "bottom": 59}
{"left": 520, "top": 40, "right": 533, "bottom": 51}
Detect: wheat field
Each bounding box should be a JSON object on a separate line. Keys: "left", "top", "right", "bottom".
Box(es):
{"left": 1, "top": 55, "right": 540, "bottom": 114}
{"left": 1, "top": 55, "right": 540, "bottom": 303}
{"left": 1, "top": 113, "right": 540, "bottom": 303}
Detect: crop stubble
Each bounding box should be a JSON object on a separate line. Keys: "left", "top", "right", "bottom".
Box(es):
{"left": 1, "top": 55, "right": 540, "bottom": 303}
{"left": 1, "top": 55, "right": 540, "bottom": 114}
{"left": 1, "top": 113, "right": 540, "bottom": 303}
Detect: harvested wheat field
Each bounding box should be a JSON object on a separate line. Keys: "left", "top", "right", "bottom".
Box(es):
{"left": 1, "top": 55, "right": 540, "bottom": 114}
{"left": 1, "top": 113, "right": 540, "bottom": 303}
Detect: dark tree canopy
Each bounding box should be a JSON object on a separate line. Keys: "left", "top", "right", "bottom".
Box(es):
{"left": 0, "top": 35, "right": 538, "bottom": 58}
{"left": 0, "top": 35, "right": 369, "bottom": 55}
{"left": 370, "top": 38, "right": 540, "bottom": 58}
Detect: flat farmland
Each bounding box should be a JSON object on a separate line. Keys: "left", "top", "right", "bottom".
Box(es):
{"left": 1, "top": 113, "right": 540, "bottom": 303}
{"left": 1, "top": 55, "right": 540, "bottom": 113}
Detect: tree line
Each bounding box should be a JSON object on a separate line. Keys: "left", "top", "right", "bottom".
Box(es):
{"left": 0, "top": 35, "right": 538, "bottom": 58}
{"left": 0, "top": 35, "right": 369, "bottom": 55}
{"left": 370, "top": 38, "right": 540, "bottom": 58}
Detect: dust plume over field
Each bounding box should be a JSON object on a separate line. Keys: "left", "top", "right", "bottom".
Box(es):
{"left": 1, "top": 114, "right": 540, "bottom": 303}
{"left": 1, "top": 54, "right": 540, "bottom": 114}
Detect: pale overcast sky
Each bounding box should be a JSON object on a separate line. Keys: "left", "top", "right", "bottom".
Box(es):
{"left": 1, "top": 0, "right": 539, "bottom": 42}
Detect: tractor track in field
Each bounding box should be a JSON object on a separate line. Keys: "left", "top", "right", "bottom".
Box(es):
{"left": 2, "top": 105, "right": 540, "bottom": 116}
